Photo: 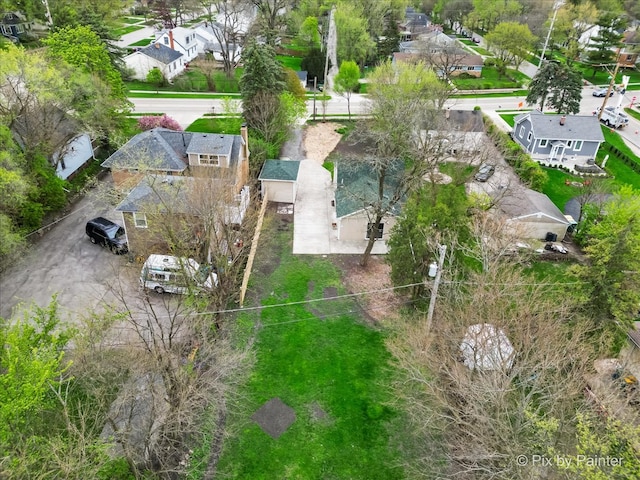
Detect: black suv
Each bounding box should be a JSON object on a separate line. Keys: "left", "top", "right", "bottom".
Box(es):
{"left": 86, "top": 217, "right": 128, "bottom": 254}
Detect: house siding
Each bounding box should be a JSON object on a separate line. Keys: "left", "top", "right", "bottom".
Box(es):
{"left": 337, "top": 211, "right": 396, "bottom": 243}
{"left": 261, "top": 180, "right": 296, "bottom": 203}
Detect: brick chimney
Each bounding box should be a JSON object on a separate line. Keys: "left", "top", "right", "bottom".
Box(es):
{"left": 169, "top": 29, "right": 174, "bottom": 50}
{"left": 560, "top": 115, "right": 566, "bottom": 125}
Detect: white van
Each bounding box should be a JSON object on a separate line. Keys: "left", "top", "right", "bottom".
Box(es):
{"left": 140, "top": 255, "right": 218, "bottom": 295}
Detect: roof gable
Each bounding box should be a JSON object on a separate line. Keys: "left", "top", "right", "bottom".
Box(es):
{"left": 187, "top": 133, "right": 234, "bottom": 156}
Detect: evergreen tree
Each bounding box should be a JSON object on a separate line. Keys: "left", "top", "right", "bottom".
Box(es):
{"left": 527, "top": 62, "right": 582, "bottom": 114}
{"left": 301, "top": 47, "right": 327, "bottom": 84}
{"left": 587, "top": 12, "right": 626, "bottom": 76}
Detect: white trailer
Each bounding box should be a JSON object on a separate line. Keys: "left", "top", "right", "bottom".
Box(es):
{"left": 140, "top": 254, "right": 218, "bottom": 294}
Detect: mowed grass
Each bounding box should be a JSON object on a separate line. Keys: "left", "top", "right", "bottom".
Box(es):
{"left": 111, "top": 24, "right": 144, "bottom": 38}
{"left": 277, "top": 54, "right": 303, "bottom": 71}
{"left": 452, "top": 66, "right": 529, "bottom": 90}
{"left": 185, "top": 116, "right": 242, "bottom": 134}
{"left": 216, "top": 226, "right": 404, "bottom": 479}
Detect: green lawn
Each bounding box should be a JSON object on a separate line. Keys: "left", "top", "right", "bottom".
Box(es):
{"left": 119, "top": 16, "right": 144, "bottom": 25}
{"left": 277, "top": 55, "right": 303, "bottom": 71}
{"left": 452, "top": 90, "right": 528, "bottom": 99}
{"left": 541, "top": 167, "right": 587, "bottom": 210}
{"left": 624, "top": 107, "right": 640, "bottom": 122}
{"left": 452, "top": 66, "right": 528, "bottom": 90}
{"left": 459, "top": 39, "right": 474, "bottom": 45}
{"left": 215, "top": 225, "right": 405, "bottom": 479}
{"left": 128, "top": 38, "right": 153, "bottom": 47}
{"left": 126, "top": 68, "right": 242, "bottom": 94}
{"left": 470, "top": 46, "right": 492, "bottom": 56}
{"left": 185, "top": 117, "right": 243, "bottom": 134}
{"left": 111, "top": 25, "right": 144, "bottom": 38}
{"left": 573, "top": 62, "right": 640, "bottom": 86}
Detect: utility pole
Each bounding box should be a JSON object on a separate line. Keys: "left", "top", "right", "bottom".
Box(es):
{"left": 313, "top": 76, "right": 317, "bottom": 121}
{"left": 539, "top": 1, "right": 564, "bottom": 67}
{"left": 598, "top": 47, "right": 622, "bottom": 121}
{"left": 426, "top": 244, "right": 447, "bottom": 332}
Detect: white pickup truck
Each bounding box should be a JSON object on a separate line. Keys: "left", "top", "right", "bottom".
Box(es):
{"left": 597, "top": 106, "right": 629, "bottom": 129}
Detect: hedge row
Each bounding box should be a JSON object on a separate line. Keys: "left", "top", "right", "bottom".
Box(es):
{"left": 600, "top": 143, "right": 640, "bottom": 175}
{"left": 484, "top": 116, "right": 548, "bottom": 191}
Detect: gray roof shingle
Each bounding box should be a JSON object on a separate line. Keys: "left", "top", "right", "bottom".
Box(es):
{"left": 514, "top": 111, "right": 604, "bottom": 143}
{"left": 500, "top": 188, "right": 570, "bottom": 224}
{"left": 141, "top": 43, "right": 183, "bottom": 65}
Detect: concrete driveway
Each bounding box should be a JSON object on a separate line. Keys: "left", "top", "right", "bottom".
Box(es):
{"left": 293, "top": 159, "right": 389, "bottom": 255}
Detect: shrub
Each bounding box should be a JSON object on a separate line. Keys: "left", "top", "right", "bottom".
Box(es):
{"left": 137, "top": 114, "right": 183, "bottom": 131}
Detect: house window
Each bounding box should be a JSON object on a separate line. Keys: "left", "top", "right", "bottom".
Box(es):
{"left": 527, "top": 131, "right": 532, "bottom": 141}
{"left": 366, "top": 223, "right": 384, "bottom": 240}
{"left": 163, "top": 37, "right": 168, "bottom": 44}
{"left": 519, "top": 126, "right": 525, "bottom": 139}
{"left": 199, "top": 154, "right": 220, "bottom": 165}
{"left": 133, "top": 212, "right": 148, "bottom": 228}
{"left": 566, "top": 140, "right": 573, "bottom": 148}
{"left": 539, "top": 139, "right": 548, "bottom": 147}
{"left": 574, "top": 140, "right": 583, "bottom": 151}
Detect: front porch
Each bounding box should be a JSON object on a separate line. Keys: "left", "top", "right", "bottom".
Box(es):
{"left": 529, "top": 153, "right": 606, "bottom": 175}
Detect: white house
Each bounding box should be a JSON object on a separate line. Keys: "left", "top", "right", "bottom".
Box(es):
{"left": 193, "top": 23, "right": 243, "bottom": 63}
{"left": 124, "top": 43, "right": 184, "bottom": 81}
{"left": 154, "top": 27, "right": 198, "bottom": 62}
{"left": 52, "top": 133, "right": 96, "bottom": 180}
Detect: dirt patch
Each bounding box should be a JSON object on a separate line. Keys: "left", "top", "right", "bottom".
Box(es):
{"left": 308, "top": 402, "right": 332, "bottom": 424}
{"left": 323, "top": 286, "right": 338, "bottom": 299}
{"left": 251, "top": 397, "right": 296, "bottom": 439}
{"left": 303, "top": 122, "right": 344, "bottom": 164}
{"left": 333, "top": 255, "right": 403, "bottom": 325}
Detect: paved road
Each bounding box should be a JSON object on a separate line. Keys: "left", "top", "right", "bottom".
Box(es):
{"left": 130, "top": 89, "right": 640, "bottom": 159}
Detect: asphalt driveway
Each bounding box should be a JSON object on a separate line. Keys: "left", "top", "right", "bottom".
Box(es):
{"left": 0, "top": 185, "right": 139, "bottom": 322}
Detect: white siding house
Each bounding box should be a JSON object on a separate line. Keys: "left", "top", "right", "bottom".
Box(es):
{"left": 154, "top": 27, "right": 198, "bottom": 62}
{"left": 124, "top": 43, "right": 184, "bottom": 81}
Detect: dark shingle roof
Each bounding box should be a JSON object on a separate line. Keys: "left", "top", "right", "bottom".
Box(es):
{"left": 186, "top": 133, "right": 233, "bottom": 156}
{"left": 141, "top": 43, "right": 183, "bottom": 64}
{"left": 514, "top": 111, "right": 604, "bottom": 143}
{"left": 102, "top": 129, "right": 244, "bottom": 172}
{"left": 335, "top": 160, "right": 405, "bottom": 218}
{"left": 116, "top": 175, "right": 191, "bottom": 213}
{"left": 102, "top": 128, "right": 191, "bottom": 172}
{"left": 259, "top": 159, "right": 301, "bottom": 181}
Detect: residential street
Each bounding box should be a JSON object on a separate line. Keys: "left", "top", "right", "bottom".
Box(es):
{"left": 130, "top": 88, "right": 640, "bottom": 156}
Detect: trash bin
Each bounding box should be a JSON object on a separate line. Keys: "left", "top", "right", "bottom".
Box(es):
{"left": 545, "top": 232, "right": 558, "bottom": 242}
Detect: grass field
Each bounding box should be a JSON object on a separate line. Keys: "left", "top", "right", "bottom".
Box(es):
{"left": 277, "top": 55, "right": 303, "bottom": 71}
{"left": 215, "top": 221, "right": 405, "bottom": 479}
{"left": 111, "top": 25, "right": 144, "bottom": 38}
{"left": 128, "top": 38, "right": 153, "bottom": 47}
{"left": 185, "top": 117, "right": 242, "bottom": 134}
{"left": 452, "top": 66, "right": 529, "bottom": 90}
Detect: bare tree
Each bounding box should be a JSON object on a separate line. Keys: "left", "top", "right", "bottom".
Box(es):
{"left": 250, "top": 0, "right": 292, "bottom": 44}
{"left": 388, "top": 264, "right": 598, "bottom": 479}
{"left": 207, "top": 0, "right": 251, "bottom": 77}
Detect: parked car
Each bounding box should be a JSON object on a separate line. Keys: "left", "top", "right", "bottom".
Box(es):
{"left": 474, "top": 164, "right": 495, "bottom": 182}
{"left": 85, "top": 217, "right": 128, "bottom": 254}
{"left": 592, "top": 88, "right": 613, "bottom": 97}
{"left": 472, "top": 37, "right": 481, "bottom": 44}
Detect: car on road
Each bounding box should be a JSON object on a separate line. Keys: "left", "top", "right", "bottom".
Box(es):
{"left": 592, "top": 88, "right": 613, "bottom": 97}
{"left": 474, "top": 164, "right": 495, "bottom": 182}
{"left": 85, "top": 217, "right": 128, "bottom": 254}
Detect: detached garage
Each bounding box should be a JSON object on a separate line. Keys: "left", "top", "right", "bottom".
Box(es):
{"left": 259, "top": 159, "right": 301, "bottom": 203}
{"left": 499, "top": 188, "right": 571, "bottom": 240}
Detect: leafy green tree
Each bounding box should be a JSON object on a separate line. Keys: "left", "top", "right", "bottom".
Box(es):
{"left": 0, "top": 299, "right": 73, "bottom": 449}
{"left": 387, "top": 182, "right": 469, "bottom": 299}
{"left": 572, "top": 186, "right": 640, "bottom": 336}
{"left": 377, "top": 11, "right": 401, "bottom": 61}
{"left": 466, "top": 0, "right": 523, "bottom": 31}
{"left": 546, "top": 64, "right": 583, "bottom": 114}
{"left": 352, "top": 60, "right": 451, "bottom": 266}
{"left": 239, "top": 41, "right": 284, "bottom": 132}
{"left": 284, "top": 68, "right": 307, "bottom": 100}
{"left": 485, "top": 21, "right": 537, "bottom": 70}
{"left": 587, "top": 12, "right": 627, "bottom": 76}
{"left": 43, "top": 25, "right": 126, "bottom": 100}
{"left": 527, "top": 61, "right": 583, "bottom": 114}
{"left": 301, "top": 46, "right": 327, "bottom": 83}
{"left": 335, "top": 2, "right": 374, "bottom": 65}
{"left": 146, "top": 67, "right": 165, "bottom": 90}
{"left": 333, "top": 61, "right": 360, "bottom": 119}
{"left": 298, "top": 15, "right": 320, "bottom": 47}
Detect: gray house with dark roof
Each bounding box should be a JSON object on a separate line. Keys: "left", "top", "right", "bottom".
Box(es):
{"left": 124, "top": 42, "right": 185, "bottom": 81}
{"left": 103, "top": 127, "right": 251, "bottom": 254}
{"left": 259, "top": 159, "right": 300, "bottom": 203}
{"left": 102, "top": 127, "right": 249, "bottom": 191}
{"left": 512, "top": 111, "right": 604, "bottom": 165}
